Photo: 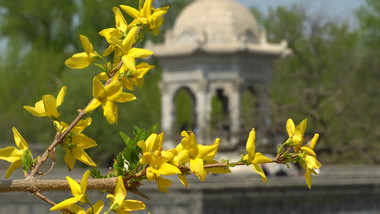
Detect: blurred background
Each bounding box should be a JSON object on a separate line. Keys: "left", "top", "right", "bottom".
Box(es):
{"left": 0, "top": 0, "right": 378, "bottom": 166}
{"left": 0, "top": 0, "right": 379, "bottom": 213}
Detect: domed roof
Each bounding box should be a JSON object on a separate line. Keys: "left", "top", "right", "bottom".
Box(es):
{"left": 170, "top": 0, "right": 260, "bottom": 45}
{"left": 146, "top": 0, "right": 289, "bottom": 57}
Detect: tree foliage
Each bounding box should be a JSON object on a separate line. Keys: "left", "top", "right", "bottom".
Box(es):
{"left": 254, "top": 3, "right": 380, "bottom": 163}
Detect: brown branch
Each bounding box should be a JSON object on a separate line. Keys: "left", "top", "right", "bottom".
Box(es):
{"left": 29, "top": 60, "right": 125, "bottom": 178}
{"left": 0, "top": 177, "right": 118, "bottom": 193}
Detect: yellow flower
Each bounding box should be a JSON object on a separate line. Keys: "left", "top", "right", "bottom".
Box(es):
{"left": 107, "top": 176, "right": 146, "bottom": 213}
{"left": 119, "top": 62, "right": 155, "bottom": 91}
{"left": 50, "top": 170, "right": 91, "bottom": 211}
{"left": 171, "top": 131, "right": 226, "bottom": 182}
{"left": 65, "top": 35, "right": 99, "bottom": 69}
{"left": 85, "top": 76, "right": 136, "bottom": 124}
{"left": 121, "top": 27, "right": 154, "bottom": 73}
{"left": 55, "top": 118, "right": 97, "bottom": 170}
{"left": 286, "top": 119, "right": 307, "bottom": 152}
{"left": 0, "top": 127, "right": 30, "bottom": 179}
{"left": 137, "top": 133, "right": 181, "bottom": 194}
{"left": 98, "top": 7, "right": 128, "bottom": 56}
{"left": 120, "top": 1, "right": 169, "bottom": 35}
{"left": 23, "top": 86, "right": 66, "bottom": 120}
{"left": 243, "top": 129, "right": 273, "bottom": 183}
{"left": 69, "top": 201, "right": 104, "bottom": 214}
{"left": 301, "top": 134, "right": 321, "bottom": 189}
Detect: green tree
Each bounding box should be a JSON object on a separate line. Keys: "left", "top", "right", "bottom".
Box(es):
{"left": 257, "top": 5, "right": 365, "bottom": 163}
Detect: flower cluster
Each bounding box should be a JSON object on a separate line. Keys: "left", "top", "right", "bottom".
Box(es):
{"left": 0, "top": 0, "right": 323, "bottom": 213}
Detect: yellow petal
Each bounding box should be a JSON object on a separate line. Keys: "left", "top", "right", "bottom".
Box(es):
{"left": 178, "top": 174, "right": 188, "bottom": 188}
{"left": 155, "top": 176, "right": 171, "bottom": 194}
{"left": 92, "top": 77, "right": 105, "bottom": 99}
{"left": 189, "top": 158, "right": 206, "bottom": 181}
{"left": 85, "top": 99, "right": 102, "bottom": 113}
{"left": 0, "top": 146, "right": 22, "bottom": 162}
{"left": 72, "top": 147, "right": 97, "bottom": 167}
{"left": 122, "top": 55, "right": 136, "bottom": 73}
{"left": 309, "top": 133, "right": 319, "bottom": 150}
{"left": 102, "top": 100, "right": 117, "bottom": 124}
{"left": 72, "top": 118, "right": 92, "bottom": 133}
{"left": 12, "top": 127, "right": 28, "bottom": 151}
{"left": 113, "top": 7, "right": 128, "bottom": 33}
{"left": 86, "top": 200, "right": 104, "bottom": 214}
{"left": 301, "top": 146, "right": 316, "bottom": 156}
{"left": 286, "top": 119, "right": 295, "bottom": 137}
{"left": 128, "top": 48, "right": 154, "bottom": 58}
{"left": 72, "top": 134, "right": 97, "bottom": 149}
{"left": 114, "top": 176, "right": 127, "bottom": 205}
{"left": 42, "top": 94, "right": 59, "bottom": 119}
{"left": 205, "top": 167, "right": 231, "bottom": 175}
{"left": 66, "top": 175, "right": 82, "bottom": 197}
{"left": 65, "top": 52, "right": 92, "bottom": 69}
{"left": 252, "top": 152, "right": 273, "bottom": 164}
{"left": 113, "top": 92, "right": 137, "bottom": 103}
{"left": 5, "top": 160, "right": 22, "bottom": 179}
{"left": 122, "top": 26, "right": 138, "bottom": 52}
{"left": 294, "top": 119, "right": 307, "bottom": 142}
{"left": 144, "top": 133, "right": 158, "bottom": 152}
{"left": 197, "top": 138, "right": 219, "bottom": 161}
{"left": 158, "top": 163, "right": 181, "bottom": 176}
{"left": 245, "top": 129, "right": 256, "bottom": 162}
{"left": 69, "top": 204, "right": 85, "bottom": 213}
{"left": 56, "top": 86, "right": 67, "bottom": 107}
{"left": 141, "top": 0, "right": 153, "bottom": 17}
{"left": 80, "top": 170, "right": 91, "bottom": 193}
{"left": 135, "top": 62, "right": 155, "bottom": 78}
{"left": 103, "top": 45, "right": 115, "bottom": 56}
{"left": 79, "top": 34, "right": 93, "bottom": 56}
{"left": 50, "top": 195, "right": 82, "bottom": 211}
{"left": 305, "top": 167, "right": 312, "bottom": 189}
{"left": 251, "top": 163, "right": 268, "bottom": 183}
{"left": 23, "top": 100, "right": 47, "bottom": 117}
{"left": 120, "top": 5, "right": 142, "bottom": 19}
{"left": 105, "top": 82, "right": 123, "bottom": 101}
{"left": 305, "top": 155, "right": 321, "bottom": 169}
{"left": 64, "top": 150, "right": 76, "bottom": 171}
{"left": 120, "top": 200, "right": 146, "bottom": 212}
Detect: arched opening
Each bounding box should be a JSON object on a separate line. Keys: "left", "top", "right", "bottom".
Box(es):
{"left": 210, "top": 89, "right": 230, "bottom": 135}
{"left": 174, "top": 87, "right": 196, "bottom": 134}
{"left": 241, "top": 86, "right": 259, "bottom": 131}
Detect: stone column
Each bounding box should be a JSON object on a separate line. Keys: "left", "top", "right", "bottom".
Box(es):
{"left": 160, "top": 82, "right": 176, "bottom": 149}
{"left": 195, "top": 81, "right": 209, "bottom": 144}
{"left": 229, "top": 80, "right": 242, "bottom": 147}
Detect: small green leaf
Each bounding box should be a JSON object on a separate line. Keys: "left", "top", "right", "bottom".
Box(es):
{"left": 119, "top": 131, "right": 132, "bottom": 147}
{"left": 147, "top": 124, "right": 159, "bottom": 136}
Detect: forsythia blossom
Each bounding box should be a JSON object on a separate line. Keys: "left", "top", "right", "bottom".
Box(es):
{"left": 0, "top": 127, "right": 31, "bottom": 178}
{"left": 286, "top": 118, "right": 307, "bottom": 152}
{"left": 65, "top": 35, "right": 100, "bottom": 69}
{"left": 107, "top": 176, "right": 146, "bottom": 213}
{"left": 301, "top": 133, "right": 321, "bottom": 189}
{"left": 85, "top": 75, "right": 136, "bottom": 124}
{"left": 54, "top": 118, "right": 97, "bottom": 170}
{"left": 23, "top": 86, "right": 67, "bottom": 120}
{"left": 138, "top": 133, "right": 181, "bottom": 193}
{"left": 50, "top": 170, "right": 91, "bottom": 211}
{"left": 243, "top": 129, "right": 273, "bottom": 183}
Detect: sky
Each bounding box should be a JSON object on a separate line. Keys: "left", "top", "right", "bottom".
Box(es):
{"left": 237, "top": 0, "right": 365, "bottom": 28}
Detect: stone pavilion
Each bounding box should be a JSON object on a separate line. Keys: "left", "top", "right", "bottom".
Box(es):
{"left": 147, "top": 0, "right": 289, "bottom": 150}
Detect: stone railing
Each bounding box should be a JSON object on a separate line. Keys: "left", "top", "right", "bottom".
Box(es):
{"left": 1, "top": 165, "right": 380, "bottom": 214}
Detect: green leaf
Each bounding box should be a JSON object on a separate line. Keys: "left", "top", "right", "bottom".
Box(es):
{"left": 147, "top": 124, "right": 159, "bottom": 136}
{"left": 90, "top": 169, "right": 101, "bottom": 178}
{"left": 119, "top": 131, "right": 132, "bottom": 147}
{"left": 133, "top": 125, "right": 142, "bottom": 137}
